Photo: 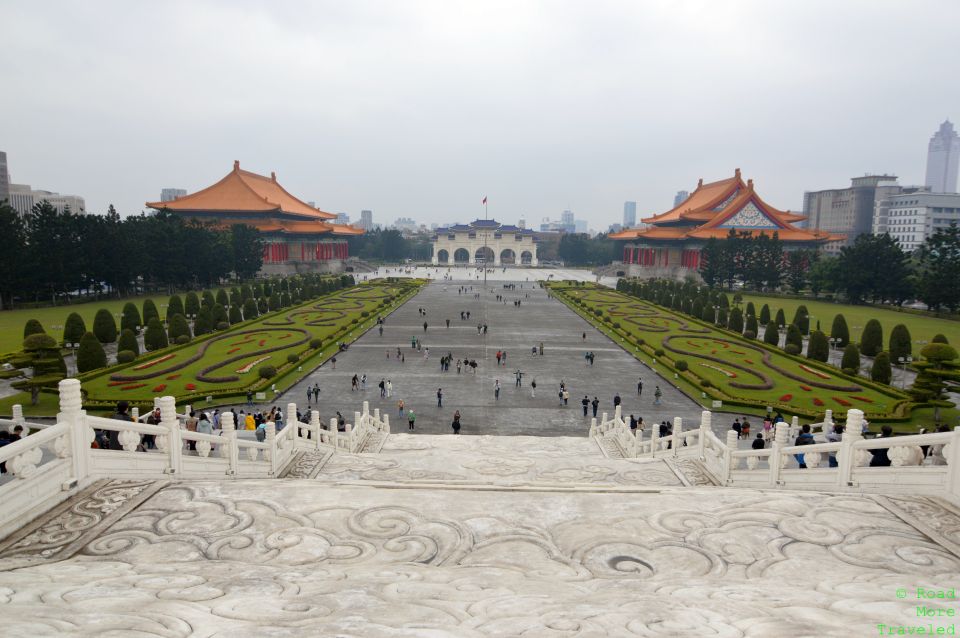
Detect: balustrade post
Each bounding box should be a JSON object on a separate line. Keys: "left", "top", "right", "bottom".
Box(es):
{"left": 823, "top": 409, "right": 834, "bottom": 434}
{"left": 768, "top": 421, "right": 788, "bottom": 487}
{"left": 673, "top": 417, "right": 683, "bottom": 457}
{"left": 310, "top": 410, "right": 321, "bottom": 449}
{"left": 382, "top": 413, "right": 390, "bottom": 434}
{"left": 614, "top": 405, "right": 622, "bottom": 427}
{"left": 286, "top": 402, "right": 297, "bottom": 435}
{"left": 10, "top": 404, "right": 25, "bottom": 434}
{"left": 220, "top": 411, "right": 238, "bottom": 476}
{"left": 330, "top": 417, "right": 339, "bottom": 449}
{"left": 363, "top": 401, "right": 370, "bottom": 417}
{"left": 58, "top": 378, "right": 90, "bottom": 484}
{"left": 353, "top": 411, "right": 362, "bottom": 450}
{"left": 159, "top": 395, "right": 182, "bottom": 475}
{"left": 265, "top": 422, "right": 277, "bottom": 475}
{"left": 946, "top": 427, "right": 960, "bottom": 501}
{"left": 839, "top": 408, "right": 865, "bottom": 489}
{"left": 698, "top": 411, "right": 711, "bottom": 460}
{"left": 724, "top": 430, "right": 738, "bottom": 484}
{"left": 600, "top": 412, "right": 608, "bottom": 433}
{"left": 131, "top": 406, "right": 140, "bottom": 422}
{"left": 650, "top": 420, "right": 659, "bottom": 458}
{"left": 633, "top": 427, "right": 642, "bottom": 458}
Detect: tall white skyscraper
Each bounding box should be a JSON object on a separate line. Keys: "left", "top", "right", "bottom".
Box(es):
{"left": 360, "top": 209, "right": 373, "bottom": 230}
{"left": 623, "top": 201, "right": 636, "bottom": 227}
{"left": 160, "top": 188, "right": 187, "bottom": 202}
{"left": 674, "top": 190, "right": 690, "bottom": 207}
{"left": 925, "top": 120, "right": 960, "bottom": 193}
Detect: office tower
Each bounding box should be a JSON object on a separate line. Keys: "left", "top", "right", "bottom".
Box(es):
{"left": 623, "top": 201, "right": 636, "bottom": 227}
{"left": 925, "top": 120, "right": 960, "bottom": 193}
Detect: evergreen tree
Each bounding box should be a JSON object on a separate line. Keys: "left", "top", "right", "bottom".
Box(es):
{"left": 216, "top": 289, "right": 229, "bottom": 307}
{"left": 184, "top": 291, "right": 201, "bottom": 317}
{"left": 775, "top": 308, "right": 786, "bottom": 327}
{"left": 860, "top": 319, "right": 883, "bottom": 356}
{"left": 76, "top": 331, "right": 107, "bottom": 373}
{"left": 785, "top": 324, "right": 803, "bottom": 351}
{"left": 792, "top": 305, "right": 809, "bottom": 333}
{"left": 13, "top": 333, "right": 66, "bottom": 405}
{"left": 167, "top": 313, "right": 191, "bottom": 341}
{"left": 142, "top": 299, "right": 160, "bottom": 326}
{"left": 871, "top": 351, "right": 892, "bottom": 384}
{"left": 121, "top": 302, "right": 142, "bottom": 334}
{"left": 229, "top": 304, "right": 243, "bottom": 324}
{"left": 759, "top": 304, "right": 770, "bottom": 325}
{"left": 144, "top": 317, "right": 169, "bottom": 351}
{"left": 839, "top": 233, "right": 912, "bottom": 304}
{"left": 763, "top": 321, "right": 780, "bottom": 346}
{"left": 889, "top": 324, "right": 912, "bottom": 363}
{"left": 242, "top": 297, "right": 259, "bottom": 320}
{"left": 92, "top": 308, "right": 118, "bottom": 343}
{"left": 933, "top": 333, "right": 949, "bottom": 344}
{"left": 745, "top": 301, "right": 756, "bottom": 317}
{"left": 23, "top": 318, "right": 45, "bottom": 339}
{"left": 118, "top": 328, "right": 139, "bottom": 357}
{"left": 717, "top": 306, "right": 728, "bottom": 326}
{"left": 167, "top": 294, "right": 185, "bottom": 319}
{"left": 194, "top": 307, "right": 214, "bottom": 336}
{"left": 691, "top": 299, "right": 704, "bottom": 319}
{"left": 806, "top": 330, "right": 829, "bottom": 362}
{"left": 745, "top": 314, "right": 758, "bottom": 338}
{"left": 258, "top": 298, "right": 269, "bottom": 314}
{"left": 915, "top": 223, "right": 960, "bottom": 311}
{"left": 202, "top": 290, "right": 215, "bottom": 309}
{"left": 240, "top": 284, "right": 253, "bottom": 301}
{"left": 212, "top": 303, "right": 228, "bottom": 326}
{"left": 840, "top": 343, "right": 861, "bottom": 374}
{"left": 830, "top": 314, "right": 850, "bottom": 348}
{"left": 727, "top": 307, "right": 744, "bottom": 333}
{"left": 63, "top": 312, "right": 87, "bottom": 345}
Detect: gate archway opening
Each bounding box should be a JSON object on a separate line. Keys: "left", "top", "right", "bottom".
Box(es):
{"left": 454, "top": 248, "right": 470, "bottom": 263}
{"left": 520, "top": 250, "right": 533, "bottom": 265}
{"left": 475, "top": 247, "right": 495, "bottom": 264}
{"left": 436, "top": 249, "right": 449, "bottom": 264}
{"left": 500, "top": 249, "right": 516, "bottom": 265}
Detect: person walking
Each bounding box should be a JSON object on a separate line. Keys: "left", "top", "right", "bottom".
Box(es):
{"left": 378, "top": 324, "right": 384, "bottom": 336}
{"left": 653, "top": 386, "right": 662, "bottom": 405}
{"left": 502, "top": 351, "right": 507, "bottom": 365}
{"left": 386, "top": 380, "right": 393, "bottom": 398}
{"left": 494, "top": 380, "right": 501, "bottom": 400}
{"left": 379, "top": 379, "right": 386, "bottom": 398}
{"left": 351, "top": 374, "right": 359, "bottom": 391}
{"left": 563, "top": 389, "right": 570, "bottom": 406}
{"left": 591, "top": 397, "right": 599, "bottom": 418}
{"left": 794, "top": 424, "right": 816, "bottom": 468}
{"left": 581, "top": 396, "right": 589, "bottom": 417}
{"left": 451, "top": 410, "right": 461, "bottom": 435}
{"left": 752, "top": 433, "right": 765, "bottom": 450}
{"left": 437, "top": 388, "right": 443, "bottom": 408}
{"left": 331, "top": 356, "right": 337, "bottom": 370}
{"left": 530, "top": 378, "right": 537, "bottom": 398}
{"left": 732, "top": 418, "right": 742, "bottom": 440}
{"left": 246, "top": 390, "right": 254, "bottom": 407}
{"left": 496, "top": 351, "right": 502, "bottom": 366}
{"left": 313, "top": 383, "right": 319, "bottom": 401}
{"left": 515, "top": 369, "right": 523, "bottom": 387}
{"left": 539, "top": 342, "right": 544, "bottom": 355}
{"left": 637, "top": 378, "right": 643, "bottom": 396}
{"left": 397, "top": 399, "right": 405, "bottom": 416}
{"left": 407, "top": 409, "right": 416, "bottom": 430}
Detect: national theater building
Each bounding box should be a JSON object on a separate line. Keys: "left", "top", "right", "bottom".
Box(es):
{"left": 431, "top": 219, "right": 538, "bottom": 266}
{"left": 609, "top": 169, "right": 841, "bottom": 279}
{"left": 147, "top": 161, "right": 363, "bottom": 275}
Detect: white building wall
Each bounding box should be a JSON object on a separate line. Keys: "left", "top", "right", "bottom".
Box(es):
{"left": 431, "top": 232, "right": 538, "bottom": 266}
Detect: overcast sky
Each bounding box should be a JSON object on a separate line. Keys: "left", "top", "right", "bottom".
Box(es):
{"left": 3, "top": 0, "right": 959, "bottom": 229}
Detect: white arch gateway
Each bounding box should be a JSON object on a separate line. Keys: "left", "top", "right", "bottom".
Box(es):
{"left": 432, "top": 219, "right": 538, "bottom": 266}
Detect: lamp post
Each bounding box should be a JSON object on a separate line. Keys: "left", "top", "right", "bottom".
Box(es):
{"left": 897, "top": 355, "right": 913, "bottom": 389}
{"left": 808, "top": 315, "right": 814, "bottom": 337}
{"left": 713, "top": 305, "right": 720, "bottom": 324}
{"left": 829, "top": 337, "right": 837, "bottom": 364}
{"left": 778, "top": 326, "right": 786, "bottom": 348}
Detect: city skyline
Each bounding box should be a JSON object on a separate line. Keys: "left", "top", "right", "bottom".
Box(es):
{"left": 4, "top": 1, "right": 960, "bottom": 227}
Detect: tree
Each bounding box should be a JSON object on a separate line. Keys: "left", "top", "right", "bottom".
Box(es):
{"left": 216, "top": 288, "right": 229, "bottom": 307}
{"left": 185, "top": 291, "right": 201, "bottom": 317}
{"left": 871, "top": 351, "right": 892, "bottom": 384}
{"left": 117, "top": 328, "right": 140, "bottom": 357}
{"left": 13, "top": 333, "right": 66, "bottom": 405}
{"left": 785, "top": 250, "right": 815, "bottom": 294}
{"left": 838, "top": 233, "right": 912, "bottom": 304}
{"left": 23, "top": 319, "right": 46, "bottom": 339}
{"left": 785, "top": 324, "right": 803, "bottom": 352}
{"left": 168, "top": 294, "right": 185, "bottom": 318}
{"left": 759, "top": 304, "right": 770, "bottom": 325}
{"left": 143, "top": 299, "right": 160, "bottom": 326}
{"left": 121, "top": 302, "right": 142, "bottom": 334}
{"left": 889, "top": 324, "right": 912, "bottom": 363}
{"left": 792, "top": 305, "right": 809, "bottom": 334}
{"left": 194, "top": 307, "right": 214, "bottom": 336}
{"left": 212, "top": 303, "right": 228, "bottom": 327}
{"left": 775, "top": 308, "right": 785, "bottom": 327}
{"left": 242, "top": 297, "right": 259, "bottom": 320}
{"left": 745, "top": 301, "right": 755, "bottom": 317}
{"left": 745, "top": 314, "right": 758, "bottom": 338}
{"left": 909, "top": 343, "right": 959, "bottom": 421}
{"left": 698, "top": 238, "right": 724, "bottom": 288}
{"left": 717, "top": 306, "right": 728, "bottom": 326}
{"left": 840, "top": 343, "right": 861, "bottom": 374}
{"left": 167, "top": 313, "right": 191, "bottom": 342}
{"left": 808, "top": 255, "right": 840, "bottom": 298}
{"left": 727, "top": 307, "right": 744, "bottom": 333}
{"left": 229, "top": 304, "right": 243, "bottom": 324}
{"left": 830, "top": 314, "right": 850, "bottom": 348}
{"left": 144, "top": 317, "right": 169, "bottom": 352}
{"left": 763, "top": 321, "right": 780, "bottom": 346}
{"left": 933, "top": 333, "right": 949, "bottom": 344}
{"left": 915, "top": 223, "right": 960, "bottom": 311}
{"left": 63, "top": 312, "right": 87, "bottom": 345}
{"left": 92, "top": 308, "right": 118, "bottom": 343}
{"left": 0, "top": 202, "right": 26, "bottom": 310}
{"left": 860, "top": 319, "right": 883, "bottom": 356}
{"left": 76, "top": 331, "right": 107, "bottom": 373}
{"left": 806, "top": 330, "right": 829, "bottom": 362}
{"left": 231, "top": 224, "right": 263, "bottom": 280}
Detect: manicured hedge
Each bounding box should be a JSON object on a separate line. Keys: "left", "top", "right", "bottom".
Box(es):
{"left": 861, "top": 319, "right": 883, "bottom": 357}
{"left": 871, "top": 351, "right": 892, "bottom": 384}
{"left": 889, "top": 324, "right": 912, "bottom": 363}
{"left": 63, "top": 312, "right": 87, "bottom": 345}
{"left": 93, "top": 309, "right": 118, "bottom": 344}
{"left": 831, "top": 314, "right": 850, "bottom": 348}
{"left": 121, "top": 302, "right": 142, "bottom": 334}
{"left": 77, "top": 331, "right": 107, "bottom": 373}
{"left": 23, "top": 318, "right": 45, "bottom": 339}
{"left": 118, "top": 328, "right": 139, "bottom": 357}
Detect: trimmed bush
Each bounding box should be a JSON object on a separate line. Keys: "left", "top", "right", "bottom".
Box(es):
{"left": 830, "top": 314, "right": 850, "bottom": 348}
{"left": 759, "top": 304, "right": 770, "bottom": 325}
{"left": 167, "top": 295, "right": 185, "bottom": 319}
{"left": 24, "top": 332, "right": 57, "bottom": 351}
{"left": 167, "top": 313, "right": 191, "bottom": 341}
{"left": 228, "top": 305, "right": 243, "bottom": 324}
{"left": 216, "top": 321, "right": 230, "bottom": 331}
{"left": 654, "top": 348, "right": 665, "bottom": 357}
{"left": 717, "top": 307, "right": 728, "bottom": 326}
{"left": 258, "top": 365, "right": 277, "bottom": 379}
{"left": 775, "top": 308, "right": 786, "bottom": 327}
{"left": 242, "top": 298, "right": 259, "bottom": 320}
{"left": 871, "top": 351, "right": 892, "bottom": 384}
{"left": 745, "top": 314, "right": 758, "bottom": 338}
{"left": 121, "top": 302, "right": 142, "bottom": 334}
{"left": 116, "top": 350, "right": 136, "bottom": 364}
{"left": 63, "top": 312, "right": 87, "bottom": 345}
{"left": 594, "top": 308, "right": 603, "bottom": 316}
{"left": 76, "top": 331, "right": 107, "bottom": 373}
{"left": 860, "top": 319, "right": 883, "bottom": 357}
{"left": 932, "top": 333, "right": 949, "bottom": 344}
{"left": 675, "top": 359, "right": 688, "bottom": 372}
{"left": 792, "top": 305, "right": 808, "bottom": 328}
{"left": 785, "top": 343, "right": 801, "bottom": 355}
{"left": 785, "top": 324, "right": 803, "bottom": 351}
{"left": 889, "top": 324, "right": 912, "bottom": 363}
{"left": 201, "top": 290, "right": 215, "bottom": 309}
{"left": 921, "top": 342, "right": 958, "bottom": 363}
{"left": 763, "top": 321, "right": 780, "bottom": 346}
{"left": 310, "top": 338, "right": 323, "bottom": 349}
{"left": 194, "top": 307, "right": 214, "bottom": 336}
{"left": 240, "top": 284, "right": 253, "bottom": 301}
{"left": 806, "top": 330, "right": 829, "bottom": 362}
{"left": 727, "top": 308, "right": 744, "bottom": 333}
{"left": 700, "top": 303, "right": 714, "bottom": 322}
{"left": 841, "top": 343, "right": 860, "bottom": 375}
{"left": 142, "top": 299, "right": 160, "bottom": 326}
{"left": 144, "top": 317, "right": 168, "bottom": 352}
{"left": 287, "top": 353, "right": 299, "bottom": 364}
{"left": 745, "top": 301, "right": 755, "bottom": 317}
{"left": 174, "top": 334, "right": 190, "bottom": 345}
{"left": 23, "top": 319, "right": 46, "bottom": 339}
{"left": 118, "top": 328, "right": 139, "bottom": 356}
{"left": 257, "top": 298, "right": 268, "bottom": 314}
{"left": 212, "top": 303, "right": 228, "bottom": 326}
{"left": 185, "top": 292, "right": 201, "bottom": 317}
{"left": 743, "top": 330, "right": 756, "bottom": 340}
{"left": 93, "top": 309, "right": 118, "bottom": 343}
{"left": 216, "top": 289, "right": 229, "bottom": 307}
{"left": 269, "top": 294, "right": 281, "bottom": 311}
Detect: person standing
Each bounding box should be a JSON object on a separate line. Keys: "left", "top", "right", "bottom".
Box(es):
{"left": 494, "top": 380, "right": 501, "bottom": 400}
{"left": 732, "top": 418, "right": 742, "bottom": 440}
{"left": 531, "top": 378, "right": 537, "bottom": 398}
{"left": 563, "top": 389, "right": 570, "bottom": 406}
{"left": 407, "top": 409, "right": 416, "bottom": 430}
{"left": 869, "top": 425, "right": 894, "bottom": 467}
{"left": 653, "top": 386, "right": 662, "bottom": 405}
{"left": 539, "top": 342, "right": 544, "bottom": 355}
{"left": 451, "top": 410, "right": 461, "bottom": 434}
{"left": 437, "top": 388, "right": 443, "bottom": 408}
{"left": 397, "top": 399, "right": 405, "bottom": 416}
{"left": 379, "top": 378, "right": 386, "bottom": 398}
{"left": 386, "top": 379, "right": 393, "bottom": 398}
{"left": 496, "top": 351, "right": 502, "bottom": 366}
{"left": 637, "top": 378, "right": 643, "bottom": 396}
{"left": 591, "top": 397, "right": 599, "bottom": 418}
{"left": 423, "top": 321, "right": 428, "bottom": 332}
{"left": 515, "top": 369, "right": 523, "bottom": 387}
{"left": 752, "top": 433, "right": 765, "bottom": 450}
{"left": 794, "top": 424, "right": 815, "bottom": 468}
{"left": 613, "top": 393, "right": 621, "bottom": 409}
{"left": 581, "top": 396, "right": 589, "bottom": 417}
{"left": 246, "top": 390, "right": 254, "bottom": 407}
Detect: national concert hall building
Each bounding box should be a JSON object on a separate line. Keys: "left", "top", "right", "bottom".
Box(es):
{"left": 609, "top": 169, "right": 841, "bottom": 280}
{"left": 147, "top": 161, "right": 363, "bottom": 275}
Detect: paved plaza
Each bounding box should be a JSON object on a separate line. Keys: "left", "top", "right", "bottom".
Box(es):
{"left": 284, "top": 274, "right": 705, "bottom": 436}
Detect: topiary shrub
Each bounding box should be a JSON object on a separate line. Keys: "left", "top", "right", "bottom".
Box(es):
{"left": 167, "top": 313, "right": 191, "bottom": 341}
{"left": 792, "top": 305, "right": 809, "bottom": 332}
{"left": 675, "top": 359, "right": 688, "bottom": 371}
{"left": 144, "top": 317, "right": 168, "bottom": 352}
{"left": 310, "top": 338, "right": 323, "bottom": 349}
{"left": 174, "top": 334, "right": 190, "bottom": 344}
{"left": 841, "top": 343, "right": 860, "bottom": 375}
{"left": 860, "top": 319, "right": 883, "bottom": 357}
{"left": 889, "top": 324, "right": 912, "bottom": 363}
{"left": 185, "top": 292, "right": 201, "bottom": 317}
{"left": 759, "top": 304, "right": 770, "bottom": 325}
{"left": 727, "top": 308, "right": 744, "bottom": 333}
{"left": 745, "top": 314, "right": 758, "bottom": 338}
{"left": 603, "top": 316, "right": 612, "bottom": 323}
{"left": 932, "top": 333, "right": 949, "bottom": 344}
{"left": 871, "top": 351, "right": 892, "bottom": 384}
{"left": 830, "top": 314, "right": 850, "bottom": 348}
{"left": 121, "top": 302, "right": 142, "bottom": 334}
{"left": 202, "top": 290, "right": 215, "bottom": 309}
{"left": 194, "top": 307, "right": 214, "bottom": 336}
{"left": 229, "top": 305, "right": 243, "bottom": 324}
{"left": 93, "top": 309, "right": 118, "bottom": 343}
{"left": 242, "top": 298, "right": 259, "bottom": 320}
{"left": 763, "top": 321, "right": 780, "bottom": 346}
{"left": 361, "top": 310, "right": 369, "bottom": 318}
{"left": 142, "top": 299, "right": 160, "bottom": 326}
{"left": 654, "top": 348, "right": 665, "bottom": 357}
{"left": 745, "top": 301, "right": 755, "bottom": 317}
{"left": 61, "top": 312, "right": 86, "bottom": 346}
{"left": 806, "top": 330, "right": 829, "bottom": 362}
{"left": 216, "top": 289, "right": 229, "bottom": 307}
{"left": 287, "top": 353, "right": 299, "bottom": 364}
{"left": 216, "top": 321, "right": 230, "bottom": 331}
{"left": 118, "top": 328, "right": 139, "bottom": 356}
{"left": 743, "top": 330, "right": 756, "bottom": 340}
{"left": 700, "top": 379, "right": 712, "bottom": 388}
{"left": 775, "top": 308, "right": 786, "bottom": 328}
{"left": 76, "top": 331, "right": 107, "bottom": 373}
{"left": 785, "top": 324, "right": 803, "bottom": 351}
{"left": 116, "top": 350, "right": 136, "bottom": 364}
{"left": 257, "top": 298, "right": 269, "bottom": 314}
{"left": 594, "top": 308, "right": 603, "bottom": 317}
{"left": 23, "top": 318, "right": 45, "bottom": 339}
{"left": 212, "top": 303, "right": 228, "bottom": 326}
{"left": 717, "top": 307, "right": 728, "bottom": 326}
{"left": 612, "top": 322, "right": 621, "bottom": 329}
{"left": 784, "top": 343, "right": 801, "bottom": 355}
{"left": 258, "top": 365, "right": 277, "bottom": 379}
{"left": 167, "top": 295, "right": 185, "bottom": 319}
{"left": 269, "top": 294, "right": 281, "bottom": 311}
{"left": 921, "top": 342, "right": 958, "bottom": 363}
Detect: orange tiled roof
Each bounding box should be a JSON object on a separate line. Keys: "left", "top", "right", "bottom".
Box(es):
{"left": 195, "top": 217, "right": 363, "bottom": 237}
{"left": 641, "top": 170, "right": 746, "bottom": 224}
{"left": 146, "top": 161, "right": 336, "bottom": 220}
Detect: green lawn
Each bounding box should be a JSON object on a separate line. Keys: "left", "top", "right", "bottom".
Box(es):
{"left": 739, "top": 293, "right": 960, "bottom": 348}
{"left": 550, "top": 282, "right": 910, "bottom": 420}
{"left": 0, "top": 294, "right": 170, "bottom": 353}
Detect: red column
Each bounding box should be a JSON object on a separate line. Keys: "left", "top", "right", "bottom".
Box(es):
{"left": 342, "top": 242, "right": 348, "bottom": 259}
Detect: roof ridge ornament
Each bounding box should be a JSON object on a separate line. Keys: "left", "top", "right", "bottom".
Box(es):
{"left": 271, "top": 171, "right": 277, "bottom": 182}
{"left": 735, "top": 167, "right": 741, "bottom": 177}
{"left": 233, "top": 160, "right": 240, "bottom": 171}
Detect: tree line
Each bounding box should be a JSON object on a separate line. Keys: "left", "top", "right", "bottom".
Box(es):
{"left": 0, "top": 202, "right": 265, "bottom": 309}
{"left": 694, "top": 226, "right": 960, "bottom": 310}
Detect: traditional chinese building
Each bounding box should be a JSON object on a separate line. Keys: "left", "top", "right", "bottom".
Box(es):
{"left": 609, "top": 169, "right": 842, "bottom": 279}
{"left": 146, "top": 161, "right": 363, "bottom": 274}
{"left": 431, "top": 219, "right": 538, "bottom": 266}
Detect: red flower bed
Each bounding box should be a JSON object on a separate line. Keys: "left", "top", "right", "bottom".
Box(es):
{"left": 731, "top": 350, "right": 745, "bottom": 355}
{"left": 166, "top": 374, "right": 181, "bottom": 380}
{"left": 800, "top": 385, "right": 812, "bottom": 391}
{"left": 851, "top": 395, "right": 874, "bottom": 403}
{"left": 185, "top": 383, "right": 196, "bottom": 391}
{"left": 258, "top": 339, "right": 267, "bottom": 346}
{"left": 121, "top": 383, "right": 147, "bottom": 391}
{"left": 779, "top": 394, "right": 793, "bottom": 402}
{"left": 813, "top": 398, "right": 825, "bottom": 406}
{"left": 108, "top": 380, "right": 129, "bottom": 387}
{"left": 833, "top": 397, "right": 852, "bottom": 407}
{"left": 279, "top": 333, "right": 291, "bottom": 339}
{"left": 152, "top": 384, "right": 167, "bottom": 393}
{"left": 133, "top": 353, "right": 175, "bottom": 370}
{"left": 744, "top": 359, "right": 754, "bottom": 365}
{"left": 227, "top": 347, "right": 240, "bottom": 354}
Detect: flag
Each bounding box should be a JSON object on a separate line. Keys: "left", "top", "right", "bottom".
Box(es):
{"left": 482, "top": 196, "right": 487, "bottom": 205}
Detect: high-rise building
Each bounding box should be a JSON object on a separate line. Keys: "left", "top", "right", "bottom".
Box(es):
{"left": 560, "top": 209, "right": 575, "bottom": 233}
{"left": 160, "top": 188, "right": 187, "bottom": 202}
{"left": 674, "top": 190, "right": 689, "bottom": 207}
{"left": 880, "top": 192, "right": 960, "bottom": 251}
{"left": 0, "top": 151, "right": 9, "bottom": 204}
{"left": 925, "top": 120, "right": 960, "bottom": 193}
{"left": 8, "top": 184, "right": 85, "bottom": 217}
{"left": 360, "top": 209, "right": 373, "bottom": 230}
{"left": 802, "top": 174, "right": 896, "bottom": 253}
{"left": 623, "top": 201, "right": 636, "bottom": 227}
{"left": 335, "top": 212, "right": 351, "bottom": 225}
